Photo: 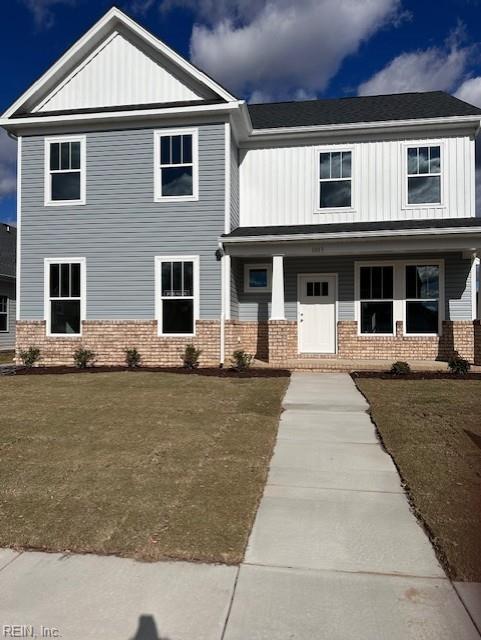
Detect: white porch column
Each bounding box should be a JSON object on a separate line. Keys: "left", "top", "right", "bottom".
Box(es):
{"left": 270, "top": 255, "right": 285, "bottom": 320}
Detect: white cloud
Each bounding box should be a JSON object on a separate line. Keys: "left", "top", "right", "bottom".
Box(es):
{"left": 22, "top": 0, "right": 77, "bottom": 30}
{"left": 173, "top": 0, "right": 404, "bottom": 101}
{"left": 455, "top": 76, "right": 481, "bottom": 107}
{"left": 358, "top": 40, "right": 470, "bottom": 96}
{"left": 0, "top": 131, "right": 17, "bottom": 200}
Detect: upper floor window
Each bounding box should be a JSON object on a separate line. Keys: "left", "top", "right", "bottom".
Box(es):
{"left": 0, "top": 296, "right": 8, "bottom": 332}
{"left": 45, "top": 136, "right": 86, "bottom": 206}
{"left": 45, "top": 258, "right": 85, "bottom": 336}
{"left": 318, "top": 150, "right": 352, "bottom": 209}
{"left": 154, "top": 129, "right": 198, "bottom": 202}
{"left": 406, "top": 145, "right": 441, "bottom": 205}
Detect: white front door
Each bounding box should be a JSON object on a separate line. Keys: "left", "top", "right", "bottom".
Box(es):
{"left": 298, "top": 274, "right": 336, "bottom": 353}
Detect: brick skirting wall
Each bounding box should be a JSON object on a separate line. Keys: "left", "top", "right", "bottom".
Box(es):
{"left": 16, "top": 318, "right": 480, "bottom": 367}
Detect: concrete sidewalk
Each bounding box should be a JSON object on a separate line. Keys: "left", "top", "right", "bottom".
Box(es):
{"left": 0, "top": 373, "right": 478, "bottom": 639}
{"left": 226, "top": 373, "right": 480, "bottom": 640}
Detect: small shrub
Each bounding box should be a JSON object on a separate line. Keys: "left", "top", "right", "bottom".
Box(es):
{"left": 182, "top": 344, "right": 202, "bottom": 369}
{"left": 19, "top": 346, "right": 41, "bottom": 368}
{"left": 448, "top": 356, "right": 470, "bottom": 375}
{"left": 125, "top": 348, "right": 141, "bottom": 369}
{"left": 73, "top": 348, "right": 96, "bottom": 369}
{"left": 390, "top": 361, "right": 411, "bottom": 376}
{"left": 231, "top": 349, "right": 254, "bottom": 371}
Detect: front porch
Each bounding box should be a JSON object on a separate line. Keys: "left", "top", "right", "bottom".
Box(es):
{"left": 222, "top": 218, "right": 481, "bottom": 366}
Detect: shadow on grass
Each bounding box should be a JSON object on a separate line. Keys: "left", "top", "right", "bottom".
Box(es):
{"left": 130, "top": 615, "right": 170, "bottom": 640}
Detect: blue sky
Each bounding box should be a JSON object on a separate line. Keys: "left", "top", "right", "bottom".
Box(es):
{"left": 2, "top": 0, "right": 481, "bottom": 224}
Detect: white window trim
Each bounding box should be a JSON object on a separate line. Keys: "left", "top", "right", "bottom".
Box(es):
{"left": 44, "top": 257, "right": 87, "bottom": 337}
{"left": 0, "top": 296, "right": 9, "bottom": 333}
{"left": 154, "top": 255, "right": 200, "bottom": 337}
{"left": 314, "top": 145, "right": 355, "bottom": 214}
{"left": 153, "top": 128, "right": 199, "bottom": 202}
{"left": 355, "top": 261, "right": 396, "bottom": 337}
{"left": 244, "top": 263, "right": 272, "bottom": 293}
{"left": 402, "top": 259, "right": 444, "bottom": 337}
{"left": 402, "top": 141, "right": 445, "bottom": 210}
{"left": 355, "top": 259, "right": 445, "bottom": 337}
{"left": 44, "top": 135, "right": 86, "bottom": 207}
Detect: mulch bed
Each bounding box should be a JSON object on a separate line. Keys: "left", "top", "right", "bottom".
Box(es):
{"left": 14, "top": 365, "right": 290, "bottom": 378}
{"left": 352, "top": 371, "right": 481, "bottom": 380}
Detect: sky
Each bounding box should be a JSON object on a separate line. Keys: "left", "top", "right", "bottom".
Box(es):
{"left": 2, "top": 0, "right": 481, "bottom": 224}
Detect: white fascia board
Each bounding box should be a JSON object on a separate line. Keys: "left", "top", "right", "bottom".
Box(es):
{"left": 241, "top": 115, "right": 481, "bottom": 145}
{"left": 2, "top": 7, "right": 236, "bottom": 119}
{"left": 0, "top": 101, "right": 243, "bottom": 130}
{"left": 222, "top": 225, "right": 481, "bottom": 244}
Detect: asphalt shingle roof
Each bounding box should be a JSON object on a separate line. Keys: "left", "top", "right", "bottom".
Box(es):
{"left": 247, "top": 91, "right": 481, "bottom": 129}
{"left": 222, "top": 217, "right": 481, "bottom": 239}
{"left": 0, "top": 224, "right": 16, "bottom": 277}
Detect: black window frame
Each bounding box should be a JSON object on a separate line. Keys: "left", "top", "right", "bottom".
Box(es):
{"left": 405, "top": 264, "right": 441, "bottom": 335}
{"left": 406, "top": 145, "right": 442, "bottom": 206}
{"left": 46, "top": 137, "right": 85, "bottom": 205}
{"left": 318, "top": 149, "right": 352, "bottom": 210}
{"left": 359, "top": 265, "right": 394, "bottom": 335}
{"left": 47, "top": 260, "right": 83, "bottom": 336}
{"left": 158, "top": 257, "right": 197, "bottom": 336}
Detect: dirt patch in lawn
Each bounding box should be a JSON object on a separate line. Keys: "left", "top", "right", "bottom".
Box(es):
{"left": 0, "top": 350, "right": 14, "bottom": 365}
{"left": 356, "top": 378, "right": 481, "bottom": 581}
{"left": 0, "top": 371, "right": 289, "bottom": 564}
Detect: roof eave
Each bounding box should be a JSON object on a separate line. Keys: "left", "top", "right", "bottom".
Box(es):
{"left": 221, "top": 225, "right": 481, "bottom": 244}
{"left": 244, "top": 115, "right": 481, "bottom": 142}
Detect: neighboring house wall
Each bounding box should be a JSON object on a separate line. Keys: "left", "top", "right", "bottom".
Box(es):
{"left": 239, "top": 133, "right": 475, "bottom": 227}
{"left": 20, "top": 122, "right": 226, "bottom": 322}
{"left": 232, "top": 253, "right": 473, "bottom": 322}
{"left": 0, "top": 279, "right": 15, "bottom": 350}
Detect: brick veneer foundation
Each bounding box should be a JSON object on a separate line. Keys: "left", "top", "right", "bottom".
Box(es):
{"left": 16, "top": 318, "right": 480, "bottom": 367}
{"left": 16, "top": 320, "right": 222, "bottom": 367}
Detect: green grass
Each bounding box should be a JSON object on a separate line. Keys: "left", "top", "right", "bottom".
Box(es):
{"left": 356, "top": 378, "right": 481, "bottom": 581}
{"left": 0, "top": 371, "right": 288, "bottom": 564}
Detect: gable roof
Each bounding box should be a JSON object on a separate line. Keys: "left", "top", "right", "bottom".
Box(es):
{"left": 0, "top": 224, "right": 16, "bottom": 278}
{"left": 2, "top": 7, "right": 237, "bottom": 119}
{"left": 247, "top": 91, "right": 481, "bottom": 129}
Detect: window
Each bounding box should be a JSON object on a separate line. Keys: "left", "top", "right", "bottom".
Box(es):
{"left": 0, "top": 296, "right": 8, "bottom": 332}
{"left": 46, "top": 259, "right": 85, "bottom": 336}
{"left": 156, "top": 256, "right": 199, "bottom": 335}
{"left": 154, "top": 129, "right": 198, "bottom": 201}
{"left": 244, "top": 264, "right": 271, "bottom": 292}
{"left": 405, "top": 265, "right": 440, "bottom": 334}
{"left": 406, "top": 145, "right": 441, "bottom": 205}
{"left": 359, "top": 266, "right": 394, "bottom": 334}
{"left": 318, "top": 150, "right": 352, "bottom": 209}
{"left": 306, "top": 281, "right": 329, "bottom": 297}
{"left": 45, "top": 136, "right": 86, "bottom": 205}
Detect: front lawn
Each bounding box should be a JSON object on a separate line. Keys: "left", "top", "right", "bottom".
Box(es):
{"left": 0, "top": 371, "right": 288, "bottom": 564}
{"left": 356, "top": 378, "right": 481, "bottom": 581}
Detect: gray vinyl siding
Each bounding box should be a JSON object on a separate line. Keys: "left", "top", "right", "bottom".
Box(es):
{"left": 20, "top": 123, "right": 225, "bottom": 321}
{"left": 230, "top": 136, "right": 239, "bottom": 230}
{"left": 0, "top": 278, "right": 15, "bottom": 349}
{"left": 233, "top": 253, "right": 473, "bottom": 322}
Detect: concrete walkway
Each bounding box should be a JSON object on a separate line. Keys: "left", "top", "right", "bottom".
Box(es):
{"left": 0, "top": 373, "right": 479, "bottom": 639}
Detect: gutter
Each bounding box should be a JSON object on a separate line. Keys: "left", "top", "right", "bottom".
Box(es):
{"left": 221, "top": 225, "right": 481, "bottom": 245}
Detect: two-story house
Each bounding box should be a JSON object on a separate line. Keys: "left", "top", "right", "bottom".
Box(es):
{"left": 2, "top": 7, "right": 481, "bottom": 367}
{"left": 0, "top": 223, "right": 16, "bottom": 351}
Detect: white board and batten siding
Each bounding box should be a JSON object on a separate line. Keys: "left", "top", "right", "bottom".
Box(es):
{"left": 35, "top": 32, "right": 210, "bottom": 113}
{"left": 239, "top": 135, "right": 476, "bottom": 227}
